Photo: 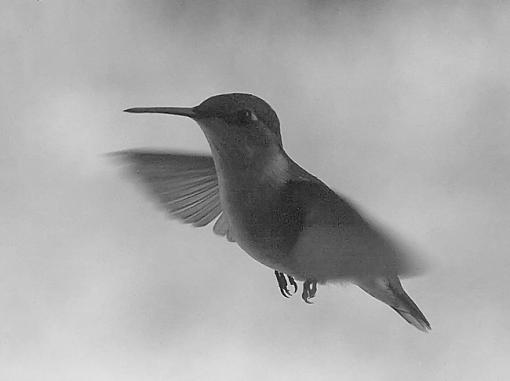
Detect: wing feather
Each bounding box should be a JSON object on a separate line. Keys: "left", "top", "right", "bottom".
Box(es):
{"left": 213, "top": 213, "right": 236, "bottom": 242}
{"left": 111, "top": 150, "right": 232, "bottom": 235}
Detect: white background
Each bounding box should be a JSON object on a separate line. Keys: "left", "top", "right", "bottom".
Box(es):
{"left": 2, "top": 1, "right": 510, "bottom": 380}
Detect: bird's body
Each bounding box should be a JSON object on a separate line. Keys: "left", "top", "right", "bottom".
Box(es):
{"left": 117, "top": 93, "right": 431, "bottom": 332}
{"left": 204, "top": 129, "right": 294, "bottom": 273}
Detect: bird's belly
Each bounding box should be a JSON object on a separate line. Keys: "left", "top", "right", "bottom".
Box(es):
{"left": 219, "top": 186, "right": 297, "bottom": 275}
{"left": 209, "top": 149, "right": 297, "bottom": 274}
{"left": 225, "top": 205, "right": 290, "bottom": 269}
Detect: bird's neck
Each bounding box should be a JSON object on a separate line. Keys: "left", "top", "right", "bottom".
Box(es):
{"left": 209, "top": 143, "right": 291, "bottom": 187}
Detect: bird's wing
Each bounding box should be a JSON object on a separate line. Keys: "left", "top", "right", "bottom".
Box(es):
{"left": 110, "top": 150, "right": 234, "bottom": 239}
{"left": 285, "top": 179, "right": 423, "bottom": 280}
{"left": 212, "top": 213, "right": 236, "bottom": 242}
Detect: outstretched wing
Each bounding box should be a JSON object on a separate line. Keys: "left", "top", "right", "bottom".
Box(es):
{"left": 111, "top": 150, "right": 235, "bottom": 239}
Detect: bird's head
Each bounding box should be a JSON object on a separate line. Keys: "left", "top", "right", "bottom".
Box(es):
{"left": 124, "top": 93, "right": 283, "bottom": 161}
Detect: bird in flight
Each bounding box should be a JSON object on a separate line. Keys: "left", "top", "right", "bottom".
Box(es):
{"left": 114, "top": 93, "right": 430, "bottom": 332}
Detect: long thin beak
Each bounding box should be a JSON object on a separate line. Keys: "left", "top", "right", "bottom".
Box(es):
{"left": 123, "top": 107, "right": 196, "bottom": 118}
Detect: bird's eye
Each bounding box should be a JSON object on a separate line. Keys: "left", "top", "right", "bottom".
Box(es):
{"left": 237, "top": 109, "right": 257, "bottom": 124}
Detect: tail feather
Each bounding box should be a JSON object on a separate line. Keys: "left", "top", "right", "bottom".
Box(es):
{"left": 357, "top": 276, "right": 431, "bottom": 332}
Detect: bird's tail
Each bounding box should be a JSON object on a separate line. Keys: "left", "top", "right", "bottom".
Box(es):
{"left": 356, "top": 276, "right": 431, "bottom": 332}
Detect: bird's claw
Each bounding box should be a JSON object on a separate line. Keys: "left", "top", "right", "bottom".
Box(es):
{"left": 275, "top": 270, "right": 298, "bottom": 298}
{"left": 301, "top": 279, "right": 318, "bottom": 304}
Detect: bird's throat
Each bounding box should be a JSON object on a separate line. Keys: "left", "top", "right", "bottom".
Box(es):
{"left": 211, "top": 144, "right": 290, "bottom": 188}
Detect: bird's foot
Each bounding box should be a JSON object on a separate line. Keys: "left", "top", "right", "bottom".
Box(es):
{"left": 274, "top": 270, "right": 298, "bottom": 298}
{"left": 301, "top": 279, "right": 318, "bottom": 304}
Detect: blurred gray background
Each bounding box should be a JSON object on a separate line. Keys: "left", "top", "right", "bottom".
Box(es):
{"left": 2, "top": 1, "right": 510, "bottom": 380}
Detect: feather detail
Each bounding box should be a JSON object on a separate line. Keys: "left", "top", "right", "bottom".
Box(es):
{"left": 111, "top": 150, "right": 231, "bottom": 232}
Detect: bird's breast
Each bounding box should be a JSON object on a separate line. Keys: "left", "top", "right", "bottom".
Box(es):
{"left": 212, "top": 153, "right": 298, "bottom": 271}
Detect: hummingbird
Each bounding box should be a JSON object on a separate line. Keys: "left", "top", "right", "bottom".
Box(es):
{"left": 115, "top": 93, "right": 431, "bottom": 332}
